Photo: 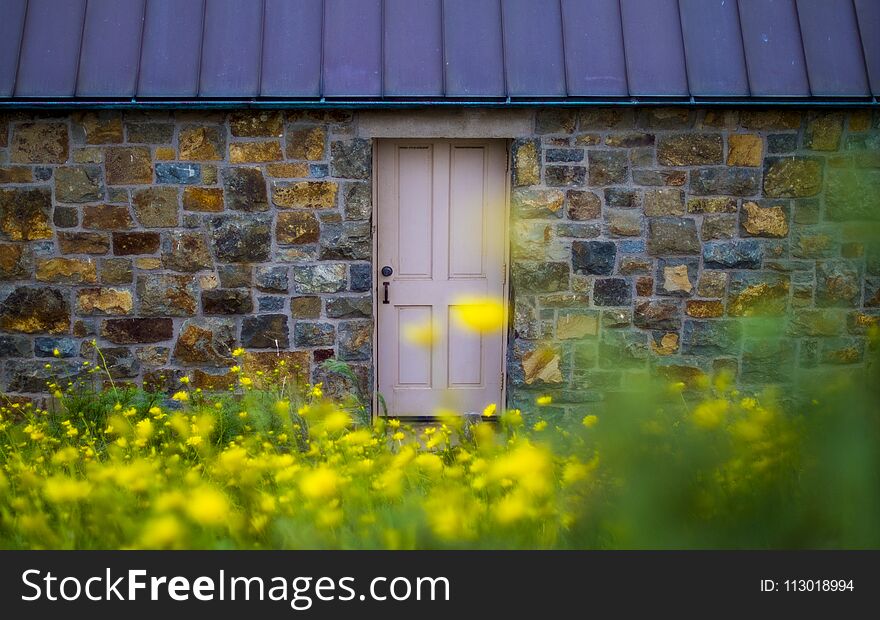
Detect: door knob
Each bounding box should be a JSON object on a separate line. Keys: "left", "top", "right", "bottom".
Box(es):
{"left": 381, "top": 266, "right": 393, "bottom": 277}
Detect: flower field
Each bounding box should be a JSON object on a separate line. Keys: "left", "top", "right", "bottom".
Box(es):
{"left": 1, "top": 333, "right": 879, "bottom": 550}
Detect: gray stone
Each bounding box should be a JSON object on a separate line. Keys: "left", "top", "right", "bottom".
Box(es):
{"left": 161, "top": 230, "right": 212, "bottom": 272}
{"left": 816, "top": 260, "right": 861, "bottom": 307}
{"left": 331, "top": 139, "right": 371, "bottom": 179}
{"left": 350, "top": 263, "right": 371, "bottom": 292}
{"left": 255, "top": 265, "right": 289, "bottom": 293}
{"left": 572, "top": 240, "right": 616, "bottom": 275}
{"left": 293, "top": 264, "right": 347, "bottom": 293}
{"left": 657, "top": 134, "right": 723, "bottom": 166}
{"left": 210, "top": 214, "right": 272, "bottom": 263}
{"left": 689, "top": 167, "right": 761, "bottom": 196}
{"left": 101, "top": 347, "right": 140, "bottom": 379}
{"left": 588, "top": 151, "right": 628, "bottom": 185}
{"left": 320, "top": 221, "right": 372, "bottom": 260}
{"left": 593, "top": 278, "right": 631, "bottom": 306}
{"left": 241, "top": 314, "right": 290, "bottom": 349}
{"left": 326, "top": 296, "right": 372, "bottom": 318}
{"left": 646, "top": 218, "right": 700, "bottom": 255}
{"left": 202, "top": 289, "right": 253, "bottom": 315}
{"left": 703, "top": 240, "right": 763, "bottom": 269}
{"left": 137, "top": 274, "right": 197, "bottom": 316}
{"left": 741, "top": 339, "right": 795, "bottom": 384}
{"left": 55, "top": 166, "right": 104, "bottom": 203}
{"left": 546, "top": 148, "right": 584, "bottom": 163}
{"left": 338, "top": 320, "right": 372, "bottom": 361}
{"left": 598, "top": 329, "right": 649, "bottom": 368}
{"left": 512, "top": 262, "right": 570, "bottom": 293}
{"left": 634, "top": 300, "right": 681, "bottom": 330}
{"left": 701, "top": 214, "right": 737, "bottom": 240}
{"left": 681, "top": 320, "right": 742, "bottom": 356}
{"left": 294, "top": 322, "right": 336, "bottom": 347}
{"left": 568, "top": 190, "right": 601, "bottom": 219}
{"left": 344, "top": 182, "right": 372, "bottom": 220}
{"left": 34, "top": 337, "right": 77, "bottom": 358}
{"left": 222, "top": 167, "right": 269, "bottom": 212}
{"left": 644, "top": 188, "right": 685, "bottom": 216}
{"left": 545, "top": 166, "right": 586, "bottom": 187}
{"left": 156, "top": 163, "right": 201, "bottom": 184}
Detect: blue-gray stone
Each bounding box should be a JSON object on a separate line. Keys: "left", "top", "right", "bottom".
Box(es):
{"left": 703, "top": 240, "right": 763, "bottom": 269}
{"left": 572, "top": 240, "right": 616, "bottom": 275}
{"left": 156, "top": 163, "right": 201, "bottom": 185}
{"left": 257, "top": 296, "right": 285, "bottom": 312}
{"left": 34, "top": 337, "right": 78, "bottom": 358}
{"left": 338, "top": 321, "right": 372, "bottom": 361}
{"left": 255, "top": 265, "right": 289, "bottom": 293}
{"left": 545, "top": 148, "right": 584, "bottom": 163}
{"left": 618, "top": 239, "right": 646, "bottom": 254}
{"left": 310, "top": 163, "right": 329, "bottom": 178}
{"left": 350, "top": 263, "right": 372, "bottom": 292}
{"left": 241, "top": 314, "right": 289, "bottom": 349}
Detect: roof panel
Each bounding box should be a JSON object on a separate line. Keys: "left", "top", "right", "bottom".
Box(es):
{"left": 620, "top": 0, "right": 689, "bottom": 96}
{"left": 502, "top": 0, "right": 566, "bottom": 97}
{"left": 0, "top": 0, "right": 27, "bottom": 98}
{"left": 77, "top": 0, "right": 146, "bottom": 97}
{"left": 855, "top": 0, "right": 880, "bottom": 95}
{"left": 560, "top": 0, "right": 627, "bottom": 96}
{"left": 15, "top": 0, "right": 87, "bottom": 97}
{"left": 679, "top": 0, "right": 749, "bottom": 96}
{"left": 797, "top": 0, "right": 870, "bottom": 97}
{"left": 261, "top": 0, "right": 322, "bottom": 97}
{"left": 739, "top": 0, "right": 810, "bottom": 96}
{"left": 443, "top": 0, "right": 506, "bottom": 97}
{"left": 383, "top": 0, "right": 443, "bottom": 96}
{"left": 199, "top": 0, "right": 264, "bottom": 97}
{"left": 323, "top": 0, "right": 382, "bottom": 97}
{"left": 138, "top": 0, "right": 204, "bottom": 97}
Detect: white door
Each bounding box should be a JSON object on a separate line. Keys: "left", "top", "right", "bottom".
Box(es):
{"left": 376, "top": 139, "right": 508, "bottom": 417}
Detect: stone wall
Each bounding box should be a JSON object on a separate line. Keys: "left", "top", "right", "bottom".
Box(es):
{"left": 507, "top": 107, "right": 879, "bottom": 412}
{"left": 0, "top": 110, "right": 373, "bottom": 399}
{"left": 0, "top": 108, "right": 878, "bottom": 412}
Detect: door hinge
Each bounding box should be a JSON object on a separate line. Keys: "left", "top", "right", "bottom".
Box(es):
{"left": 505, "top": 144, "right": 511, "bottom": 172}
{"left": 500, "top": 371, "right": 504, "bottom": 390}
{"left": 502, "top": 263, "right": 506, "bottom": 285}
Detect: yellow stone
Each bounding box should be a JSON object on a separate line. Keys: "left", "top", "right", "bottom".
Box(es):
{"left": 663, "top": 264, "right": 692, "bottom": 293}
{"left": 521, "top": 347, "right": 563, "bottom": 384}
{"left": 729, "top": 282, "right": 789, "bottom": 317}
{"left": 36, "top": 258, "right": 98, "bottom": 284}
{"left": 556, "top": 314, "right": 598, "bottom": 339}
{"left": 727, "top": 134, "right": 763, "bottom": 167}
{"left": 0, "top": 166, "right": 33, "bottom": 183}
{"left": 849, "top": 111, "right": 871, "bottom": 132}
{"left": 72, "top": 147, "right": 104, "bottom": 163}
{"left": 135, "top": 258, "right": 162, "bottom": 270}
{"left": 229, "top": 141, "right": 283, "bottom": 163}
{"left": 155, "top": 146, "right": 176, "bottom": 160}
{"left": 514, "top": 140, "right": 539, "bottom": 186}
{"left": 286, "top": 126, "right": 326, "bottom": 160}
{"left": 742, "top": 201, "right": 788, "bottom": 238}
{"left": 183, "top": 187, "right": 224, "bottom": 212}
{"left": 685, "top": 299, "right": 724, "bottom": 318}
{"left": 76, "top": 288, "right": 133, "bottom": 315}
{"left": 179, "top": 127, "right": 223, "bottom": 161}
{"left": 267, "top": 163, "right": 310, "bottom": 178}
{"left": 272, "top": 181, "right": 338, "bottom": 209}
{"left": 650, "top": 332, "right": 679, "bottom": 355}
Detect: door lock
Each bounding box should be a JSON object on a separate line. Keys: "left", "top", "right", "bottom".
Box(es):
{"left": 381, "top": 266, "right": 393, "bottom": 277}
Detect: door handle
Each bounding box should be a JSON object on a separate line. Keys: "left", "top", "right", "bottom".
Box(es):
{"left": 382, "top": 281, "right": 390, "bottom": 304}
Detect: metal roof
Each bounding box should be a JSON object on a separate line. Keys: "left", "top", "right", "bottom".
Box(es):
{"left": 0, "top": 0, "right": 877, "bottom": 105}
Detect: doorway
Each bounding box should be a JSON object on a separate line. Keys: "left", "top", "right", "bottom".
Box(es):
{"left": 375, "top": 139, "right": 509, "bottom": 417}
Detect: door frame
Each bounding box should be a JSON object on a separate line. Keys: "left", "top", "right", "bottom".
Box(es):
{"left": 370, "top": 138, "right": 513, "bottom": 421}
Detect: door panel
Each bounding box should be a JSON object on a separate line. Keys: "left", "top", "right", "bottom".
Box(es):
{"left": 377, "top": 139, "right": 507, "bottom": 416}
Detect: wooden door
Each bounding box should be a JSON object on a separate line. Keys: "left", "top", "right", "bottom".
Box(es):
{"left": 376, "top": 139, "right": 508, "bottom": 417}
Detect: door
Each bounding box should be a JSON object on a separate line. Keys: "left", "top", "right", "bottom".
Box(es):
{"left": 376, "top": 139, "right": 508, "bottom": 417}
